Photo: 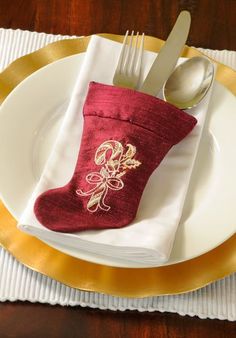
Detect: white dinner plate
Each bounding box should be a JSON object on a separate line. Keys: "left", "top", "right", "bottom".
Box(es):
{"left": 0, "top": 54, "right": 236, "bottom": 267}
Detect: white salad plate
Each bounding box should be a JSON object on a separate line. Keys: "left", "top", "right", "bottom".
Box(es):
{"left": 0, "top": 53, "right": 236, "bottom": 267}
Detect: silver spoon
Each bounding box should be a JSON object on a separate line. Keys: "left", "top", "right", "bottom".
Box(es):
{"left": 163, "top": 56, "right": 214, "bottom": 110}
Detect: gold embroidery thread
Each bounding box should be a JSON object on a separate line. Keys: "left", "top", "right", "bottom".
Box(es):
{"left": 76, "top": 140, "right": 141, "bottom": 212}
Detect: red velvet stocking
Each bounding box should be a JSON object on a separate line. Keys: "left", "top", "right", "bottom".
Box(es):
{"left": 34, "top": 82, "right": 197, "bottom": 232}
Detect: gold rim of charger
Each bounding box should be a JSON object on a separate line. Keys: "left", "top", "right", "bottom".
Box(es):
{"left": 0, "top": 33, "right": 235, "bottom": 298}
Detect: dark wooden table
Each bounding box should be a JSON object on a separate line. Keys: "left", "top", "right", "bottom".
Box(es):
{"left": 0, "top": 1, "right": 235, "bottom": 337}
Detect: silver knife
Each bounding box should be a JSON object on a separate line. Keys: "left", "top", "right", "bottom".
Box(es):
{"left": 140, "top": 11, "right": 191, "bottom": 96}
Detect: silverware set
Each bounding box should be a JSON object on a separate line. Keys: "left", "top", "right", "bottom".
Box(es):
{"left": 113, "top": 11, "right": 214, "bottom": 110}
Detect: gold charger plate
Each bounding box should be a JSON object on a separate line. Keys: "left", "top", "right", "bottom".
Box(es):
{"left": 0, "top": 34, "right": 235, "bottom": 297}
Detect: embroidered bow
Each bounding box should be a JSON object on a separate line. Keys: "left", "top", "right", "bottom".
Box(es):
{"left": 76, "top": 168, "right": 124, "bottom": 212}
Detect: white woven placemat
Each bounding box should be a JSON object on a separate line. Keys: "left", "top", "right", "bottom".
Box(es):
{"left": 0, "top": 28, "right": 235, "bottom": 321}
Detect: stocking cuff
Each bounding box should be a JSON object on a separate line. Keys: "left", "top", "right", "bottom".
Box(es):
{"left": 83, "top": 82, "right": 197, "bottom": 144}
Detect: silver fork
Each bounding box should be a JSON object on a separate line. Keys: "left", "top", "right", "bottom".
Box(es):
{"left": 113, "top": 30, "right": 145, "bottom": 90}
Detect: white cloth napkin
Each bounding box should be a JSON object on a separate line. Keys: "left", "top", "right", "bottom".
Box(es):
{"left": 18, "top": 35, "right": 213, "bottom": 267}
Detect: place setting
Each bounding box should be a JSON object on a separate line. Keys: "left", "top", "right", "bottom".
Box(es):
{"left": 0, "top": 10, "right": 235, "bottom": 300}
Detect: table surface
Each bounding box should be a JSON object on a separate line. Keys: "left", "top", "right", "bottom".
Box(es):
{"left": 0, "top": 0, "right": 235, "bottom": 337}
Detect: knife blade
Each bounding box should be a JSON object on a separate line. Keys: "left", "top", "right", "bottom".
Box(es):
{"left": 140, "top": 11, "right": 191, "bottom": 96}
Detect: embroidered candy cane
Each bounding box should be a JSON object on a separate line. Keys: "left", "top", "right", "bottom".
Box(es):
{"left": 76, "top": 140, "right": 141, "bottom": 212}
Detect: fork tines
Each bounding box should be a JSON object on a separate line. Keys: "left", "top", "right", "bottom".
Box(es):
{"left": 113, "top": 30, "right": 145, "bottom": 90}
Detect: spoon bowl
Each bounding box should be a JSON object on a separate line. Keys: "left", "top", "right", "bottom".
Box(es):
{"left": 163, "top": 56, "right": 214, "bottom": 110}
